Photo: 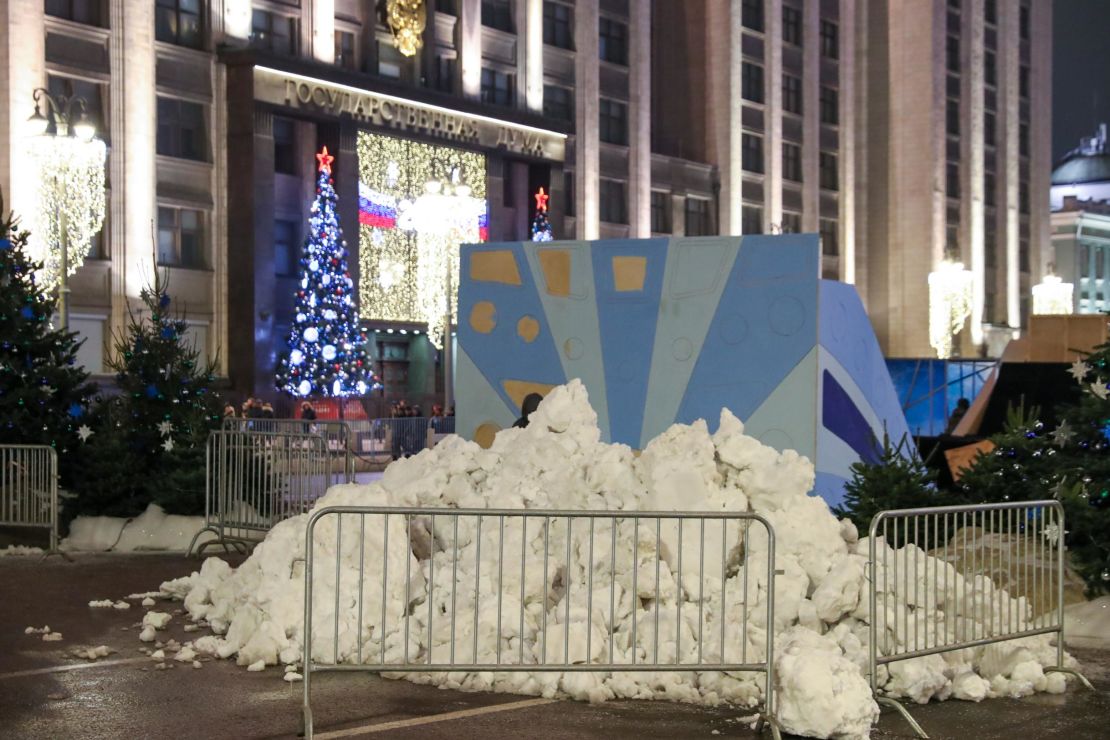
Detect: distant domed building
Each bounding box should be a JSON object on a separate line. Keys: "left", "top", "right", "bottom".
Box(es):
{"left": 1050, "top": 125, "right": 1110, "bottom": 314}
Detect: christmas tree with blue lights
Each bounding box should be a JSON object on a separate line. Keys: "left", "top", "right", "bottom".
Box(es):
{"left": 530, "top": 187, "right": 554, "bottom": 242}
{"left": 276, "top": 147, "right": 373, "bottom": 398}
{"left": 0, "top": 194, "right": 95, "bottom": 454}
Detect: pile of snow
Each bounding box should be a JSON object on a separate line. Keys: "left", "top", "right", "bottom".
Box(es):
{"left": 62, "top": 504, "right": 213, "bottom": 552}
{"left": 0, "top": 545, "right": 44, "bottom": 557}
{"left": 155, "top": 381, "right": 1079, "bottom": 740}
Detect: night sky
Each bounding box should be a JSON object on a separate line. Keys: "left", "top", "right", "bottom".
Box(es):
{"left": 1053, "top": 0, "right": 1110, "bottom": 162}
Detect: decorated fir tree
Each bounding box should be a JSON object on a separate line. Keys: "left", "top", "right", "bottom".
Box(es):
{"left": 0, "top": 197, "right": 95, "bottom": 455}
{"left": 530, "top": 186, "right": 554, "bottom": 242}
{"left": 69, "top": 272, "right": 223, "bottom": 516}
{"left": 958, "top": 364, "right": 1110, "bottom": 594}
{"left": 275, "top": 146, "right": 373, "bottom": 398}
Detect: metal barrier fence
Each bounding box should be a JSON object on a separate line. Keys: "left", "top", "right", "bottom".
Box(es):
{"left": 346, "top": 417, "right": 456, "bottom": 460}
{"left": 867, "top": 501, "right": 1094, "bottom": 738}
{"left": 302, "top": 506, "right": 780, "bottom": 740}
{"left": 0, "top": 445, "right": 58, "bottom": 553}
{"left": 188, "top": 430, "right": 333, "bottom": 556}
{"left": 223, "top": 418, "right": 354, "bottom": 482}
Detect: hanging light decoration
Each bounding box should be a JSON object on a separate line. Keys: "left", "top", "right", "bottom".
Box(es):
{"left": 397, "top": 171, "right": 486, "bottom": 348}
{"left": 1032, "top": 268, "right": 1074, "bottom": 316}
{"left": 386, "top": 0, "right": 426, "bottom": 57}
{"left": 928, "top": 259, "right": 974, "bottom": 359}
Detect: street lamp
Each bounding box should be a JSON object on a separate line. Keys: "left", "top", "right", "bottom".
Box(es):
{"left": 27, "top": 87, "right": 106, "bottom": 332}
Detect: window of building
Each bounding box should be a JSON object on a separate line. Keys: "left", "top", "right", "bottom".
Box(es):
{"left": 543, "top": 2, "right": 573, "bottom": 49}
{"left": 599, "top": 99, "right": 628, "bottom": 145}
{"left": 47, "top": 75, "right": 107, "bottom": 143}
{"left": 946, "top": 99, "right": 960, "bottom": 136}
{"left": 45, "top": 0, "right": 103, "bottom": 26}
{"left": 1020, "top": 65, "right": 1030, "bottom": 99}
{"left": 783, "top": 5, "right": 802, "bottom": 46}
{"left": 946, "top": 162, "right": 959, "bottom": 198}
{"left": 984, "top": 50, "right": 996, "bottom": 87}
{"left": 335, "top": 30, "right": 356, "bottom": 70}
{"left": 783, "top": 142, "right": 802, "bottom": 182}
{"left": 273, "top": 117, "right": 296, "bottom": 175}
{"left": 378, "top": 40, "right": 405, "bottom": 78}
{"left": 984, "top": 110, "right": 996, "bottom": 146}
{"left": 1020, "top": 181, "right": 1029, "bottom": 214}
{"left": 947, "top": 9, "right": 961, "bottom": 34}
{"left": 783, "top": 75, "right": 803, "bottom": 115}
{"left": 685, "top": 198, "right": 712, "bottom": 236}
{"left": 1020, "top": 5, "right": 1030, "bottom": 40}
{"left": 1080, "top": 243, "right": 1090, "bottom": 278}
{"left": 820, "top": 218, "right": 839, "bottom": 256}
{"left": 819, "top": 151, "right": 838, "bottom": 190}
{"left": 984, "top": 171, "right": 995, "bottom": 207}
{"left": 651, "top": 191, "right": 671, "bottom": 233}
{"left": 543, "top": 85, "right": 572, "bottom": 120}
{"left": 946, "top": 35, "right": 960, "bottom": 73}
{"left": 778, "top": 211, "right": 799, "bottom": 233}
{"left": 251, "top": 9, "right": 297, "bottom": 56}
{"left": 599, "top": 18, "right": 628, "bottom": 65}
{"left": 274, "top": 219, "right": 300, "bottom": 276}
{"left": 599, "top": 179, "right": 627, "bottom": 225}
{"left": 985, "top": 0, "right": 997, "bottom": 25}
{"left": 436, "top": 0, "right": 457, "bottom": 14}
{"left": 157, "top": 207, "right": 205, "bottom": 269}
{"left": 156, "top": 97, "right": 206, "bottom": 161}
{"left": 820, "top": 20, "right": 838, "bottom": 60}
{"left": 742, "top": 205, "right": 763, "bottom": 234}
{"left": 1097, "top": 249, "right": 1105, "bottom": 279}
{"left": 481, "top": 0, "right": 513, "bottom": 32}
{"left": 742, "top": 133, "right": 764, "bottom": 174}
{"left": 432, "top": 55, "right": 457, "bottom": 93}
{"left": 1019, "top": 122, "right": 1029, "bottom": 156}
{"left": 481, "top": 67, "right": 514, "bottom": 106}
{"left": 155, "top": 0, "right": 202, "bottom": 48}
{"left": 741, "top": 62, "right": 764, "bottom": 103}
{"left": 742, "top": 0, "right": 763, "bottom": 32}
{"left": 820, "top": 86, "right": 838, "bottom": 125}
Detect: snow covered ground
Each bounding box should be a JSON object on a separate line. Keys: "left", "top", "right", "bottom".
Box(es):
{"left": 62, "top": 504, "right": 212, "bottom": 552}
{"left": 146, "top": 381, "right": 1090, "bottom": 740}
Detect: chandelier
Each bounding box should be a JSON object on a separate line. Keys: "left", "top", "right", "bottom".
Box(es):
{"left": 386, "top": 0, "right": 426, "bottom": 57}
{"left": 396, "top": 173, "right": 486, "bottom": 348}
{"left": 928, "top": 259, "right": 974, "bottom": 359}
{"left": 1032, "top": 271, "right": 1074, "bottom": 316}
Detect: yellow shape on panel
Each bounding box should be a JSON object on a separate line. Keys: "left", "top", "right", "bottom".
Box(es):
{"left": 501, "top": 380, "right": 557, "bottom": 412}
{"left": 517, "top": 315, "right": 540, "bottom": 343}
{"left": 538, "top": 249, "right": 571, "bottom": 296}
{"left": 474, "top": 422, "right": 501, "bottom": 449}
{"left": 470, "top": 250, "right": 522, "bottom": 285}
{"left": 613, "top": 256, "right": 647, "bottom": 292}
{"left": 469, "top": 301, "right": 497, "bottom": 333}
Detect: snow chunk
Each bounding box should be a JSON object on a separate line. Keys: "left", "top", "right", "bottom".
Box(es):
{"left": 142, "top": 597, "right": 156, "bottom": 608}
{"left": 43, "top": 632, "right": 63, "bottom": 642}
{"left": 142, "top": 612, "right": 172, "bottom": 630}
{"left": 0, "top": 545, "right": 44, "bottom": 557}
{"left": 246, "top": 660, "right": 266, "bottom": 672}
{"left": 88, "top": 599, "right": 115, "bottom": 608}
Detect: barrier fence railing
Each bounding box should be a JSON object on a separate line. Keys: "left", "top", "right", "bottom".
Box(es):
{"left": 0, "top": 445, "right": 58, "bottom": 553}
{"left": 223, "top": 418, "right": 354, "bottom": 482}
{"left": 188, "top": 430, "right": 333, "bottom": 556}
{"left": 867, "top": 500, "right": 1094, "bottom": 738}
{"left": 302, "top": 506, "right": 780, "bottom": 740}
{"left": 345, "top": 417, "right": 456, "bottom": 460}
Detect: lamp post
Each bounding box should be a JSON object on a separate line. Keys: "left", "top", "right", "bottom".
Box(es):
{"left": 27, "top": 87, "right": 103, "bottom": 332}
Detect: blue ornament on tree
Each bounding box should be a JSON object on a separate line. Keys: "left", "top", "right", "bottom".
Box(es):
{"left": 20, "top": 306, "right": 34, "bottom": 320}
{"left": 0, "top": 238, "right": 10, "bottom": 250}
{"left": 67, "top": 403, "right": 83, "bottom": 418}
{"left": 146, "top": 384, "right": 159, "bottom": 398}
{"left": 161, "top": 326, "right": 176, "bottom": 340}
{"left": 159, "top": 293, "right": 171, "bottom": 309}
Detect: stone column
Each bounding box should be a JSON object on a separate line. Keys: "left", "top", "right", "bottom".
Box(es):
{"left": 839, "top": 0, "right": 857, "bottom": 285}
{"left": 706, "top": 0, "right": 742, "bottom": 234}
{"left": 966, "top": 0, "right": 986, "bottom": 346}
{"left": 628, "top": 0, "right": 651, "bottom": 238}
{"left": 800, "top": 0, "right": 818, "bottom": 232}
{"left": 108, "top": 0, "right": 157, "bottom": 349}
{"left": 0, "top": 0, "right": 44, "bottom": 224}
{"left": 765, "top": 0, "right": 783, "bottom": 232}
{"left": 221, "top": 0, "right": 252, "bottom": 42}
{"left": 311, "top": 0, "right": 336, "bottom": 64}
{"left": 459, "top": 0, "right": 482, "bottom": 100}
{"left": 999, "top": 0, "right": 1021, "bottom": 330}
{"left": 1029, "top": 0, "right": 1052, "bottom": 283}
{"left": 523, "top": 0, "right": 543, "bottom": 112}
{"left": 337, "top": 125, "right": 360, "bottom": 306}
{"left": 574, "top": 0, "right": 599, "bottom": 239}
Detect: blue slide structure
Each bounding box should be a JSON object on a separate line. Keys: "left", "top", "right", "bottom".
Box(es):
{"left": 455, "top": 234, "right": 911, "bottom": 508}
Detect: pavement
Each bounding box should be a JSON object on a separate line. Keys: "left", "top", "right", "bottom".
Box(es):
{"left": 1, "top": 553, "right": 1108, "bottom": 740}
